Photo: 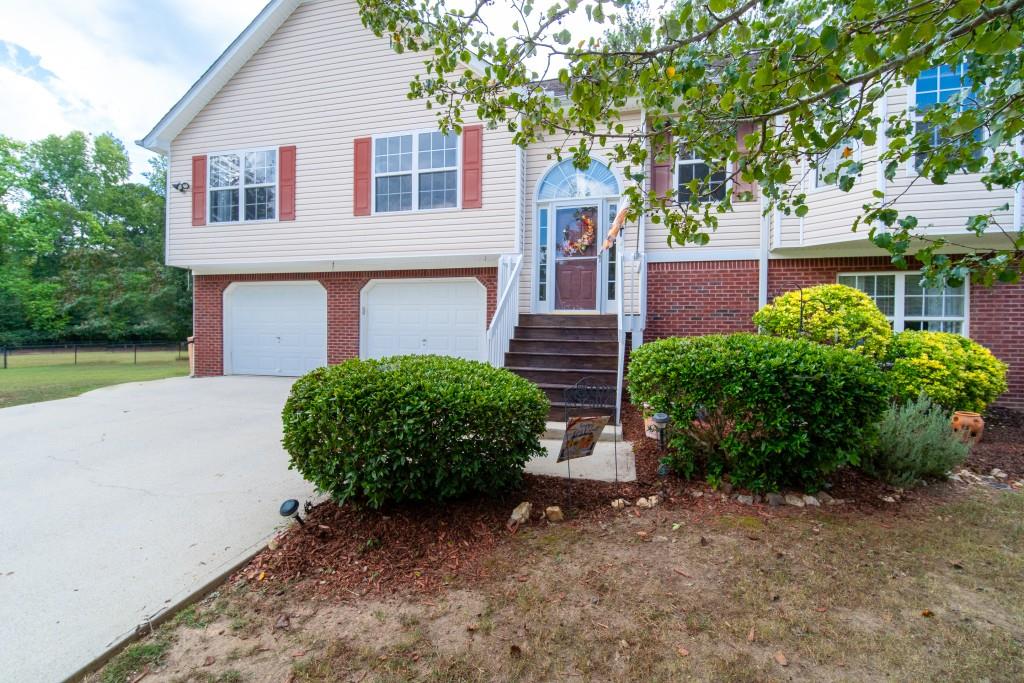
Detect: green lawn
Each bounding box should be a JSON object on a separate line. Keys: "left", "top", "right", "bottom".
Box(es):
{"left": 0, "top": 351, "right": 189, "bottom": 408}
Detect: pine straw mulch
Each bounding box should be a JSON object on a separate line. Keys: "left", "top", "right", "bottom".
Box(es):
{"left": 235, "top": 403, "right": 1024, "bottom": 602}
{"left": 967, "top": 406, "right": 1024, "bottom": 481}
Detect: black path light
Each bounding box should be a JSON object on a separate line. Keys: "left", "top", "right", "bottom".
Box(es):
{"left": 651, "top": 412, "right": 670, "bottom": 451}
{"left": 279, "top": 498, "right": 305, "bottom": 526}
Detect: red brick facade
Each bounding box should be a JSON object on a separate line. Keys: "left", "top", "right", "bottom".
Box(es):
{"left": 192, "top": 268, "right": 497, "bottom": 377}
{"left": 645, "top": 260, "right": 761, "bottom": 338}
{"left": 647, "top": 257, "right": 1024, "bottom": 410}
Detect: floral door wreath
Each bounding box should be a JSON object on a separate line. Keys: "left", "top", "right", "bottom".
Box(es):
{"left": 561, "top": 209, "right": 596, "bottom": 256}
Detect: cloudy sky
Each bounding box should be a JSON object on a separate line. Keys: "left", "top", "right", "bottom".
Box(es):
{"left": 0, "top": 0, "right": 622, "bottom": 179}
{"left": 0, "top": 0, "right": 268, "bottom": 176}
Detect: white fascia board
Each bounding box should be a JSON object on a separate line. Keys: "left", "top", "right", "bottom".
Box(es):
{"left": 137, "top": 0, "right": 303, "bottom": 154}
{"left": 182, "top": 251, "right": 505, "bottom": 275}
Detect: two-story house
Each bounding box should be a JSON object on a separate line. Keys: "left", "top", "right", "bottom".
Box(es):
{"left": 140, "top": 0, "right": 1024, "bottom": 415}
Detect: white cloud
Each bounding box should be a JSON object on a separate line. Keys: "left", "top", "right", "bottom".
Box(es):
{"left": 0, "top": 0, "right": 266, "bottom": 178}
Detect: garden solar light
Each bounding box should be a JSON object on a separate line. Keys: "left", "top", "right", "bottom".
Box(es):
{"left": 652, "top": 412, "right": 670, "bottom": 450}
{"left": 279, "top": 498, "right": 304, "bottom": 526}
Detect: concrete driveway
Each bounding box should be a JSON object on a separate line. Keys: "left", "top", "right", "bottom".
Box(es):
{"left": 0, "top": 376, "right": 316, "bottom": 682}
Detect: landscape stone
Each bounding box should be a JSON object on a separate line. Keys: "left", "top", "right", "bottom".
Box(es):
{"left": 803, "top": 495, "right": 820, "bottom": 507}
{"left": 508, "top": 501, "right": 532, "bottom": 527}
{"left": 737, "top": 495, "right": 754, "bottom": 505}
{"left": 766, "top": 493, "right": 784, "bottom": 507}
{"left": 784, "top": 494, "right": 805, "bottom": 508}
{"left": 545, "top": 506, "right": 564, "bottom": 522}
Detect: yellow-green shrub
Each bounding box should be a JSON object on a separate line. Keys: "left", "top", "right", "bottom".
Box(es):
{"left": 753, "top": 284, "right": 893, "bottom": 359}
{"left": 887, "top": 331, "right": 1007, "bottom": 412}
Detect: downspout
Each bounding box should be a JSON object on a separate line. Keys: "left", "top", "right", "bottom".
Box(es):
{"left": 1014, "top": 136, "right": 1023, "bottom": 233}
{"left": 636, "top": 109, "right": 648, "bottom": 348}
{"left": 758, "top": 185, "right": 769, "bottom": 309}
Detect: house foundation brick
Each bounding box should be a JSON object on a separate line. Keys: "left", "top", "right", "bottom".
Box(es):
{"left": 645, "top": 260, "right": 761, "bottom": 339}
{"left": 192, "top": 268, "right": 497, "bottom": 378}
{"left": 646, "top": 257, "right": 1023, "bottom": 411}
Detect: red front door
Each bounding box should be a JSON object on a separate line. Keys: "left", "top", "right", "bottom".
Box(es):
{"left": 554, "top": 205, "right": 599, "bottom": 310}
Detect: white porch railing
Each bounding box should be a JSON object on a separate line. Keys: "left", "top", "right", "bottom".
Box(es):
{"left": 615, "top": 247, "right": 646, "bottom": 425}
{"left": 486, "top": 254, "right": 523, "bottom": 367}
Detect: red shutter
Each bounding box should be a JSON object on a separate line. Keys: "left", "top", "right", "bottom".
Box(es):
{"left": 461, "top": 124, "right": 483, "bottom": 209}
{"left": 353, "top": 137, "right": 372, "bottom": 216}
{"left": 279, "top": 145, "right": 296, "bottom": 221}
{"left": 733, "top": 121, "right": 759, "bottom": 201}
{"left": 191, "top": 155, "right": 207, "bottom": 226}
{"left": 651, "top": 132, "right": 674, "bottom": 198}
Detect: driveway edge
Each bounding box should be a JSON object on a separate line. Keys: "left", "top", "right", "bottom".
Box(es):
{"left": 64, "top": 543, "right": 267, "bottom": 683}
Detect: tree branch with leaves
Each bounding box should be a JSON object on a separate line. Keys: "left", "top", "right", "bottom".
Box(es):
{"left": 358, "top": 0, "right": 1024, "bottom": 286}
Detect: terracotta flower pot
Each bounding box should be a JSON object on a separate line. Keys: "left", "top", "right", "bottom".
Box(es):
{"left": 951, "top": 411, "right": 985, "bottom": 444}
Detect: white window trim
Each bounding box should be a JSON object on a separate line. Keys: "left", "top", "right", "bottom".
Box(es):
{"left": 675, "top": 152, "right": 732, "bottom": 204}
{"left": 906, "top": 64, "right": 986, "bottom": 176}
{"left": 370, "top": 129, "right": 462, "bottom": 215}
{"left": 810, "top": 140, "right": 862, "bottom": 191}
{"left": 207, "top": 147, "right": 279, "bottom": 225}
{"left": 837, "top": 271, "right": 970, "bottom": 336}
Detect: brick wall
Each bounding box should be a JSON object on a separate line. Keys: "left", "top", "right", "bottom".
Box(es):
{"left": 192, "top": 268, "right": 497, "bottom": 377}
{"left": 645, "top": 257, "right": 1024, "bottom": 410}
{"left": 645, "top": 260, "right": 760, "bottom": 338}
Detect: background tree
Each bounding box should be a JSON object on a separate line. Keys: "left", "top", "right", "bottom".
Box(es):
{"left": 357, "top": 0, "right": 1024, "bottom": 286}
{"left": 0, "top": 132, "right": 191, "bottom": 346}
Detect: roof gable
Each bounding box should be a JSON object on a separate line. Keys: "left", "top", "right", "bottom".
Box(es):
{"left": 138, "top": 0, "right": 303, "bottom": 154}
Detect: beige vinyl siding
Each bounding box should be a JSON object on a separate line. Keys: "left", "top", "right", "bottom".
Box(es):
{"left": 785, "top": 86, "right": 1015, "bottom": 248}
{"left": 167, "top": 0, "right": 516, "bottom": 267}
{"left": 885, "top": 86, "right": 1014, "bottom": 234}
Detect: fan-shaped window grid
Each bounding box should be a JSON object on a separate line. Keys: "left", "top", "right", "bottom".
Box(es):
{"left": 537, "top": 159, "right": 620, "bottom": 201}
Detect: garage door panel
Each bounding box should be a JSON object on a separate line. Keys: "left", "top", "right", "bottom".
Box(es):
{"left": 364, "top": 280, "right": 485, "bottom": 362}
{"left": 226, "top": 283, "right": 327, "bottom": 376}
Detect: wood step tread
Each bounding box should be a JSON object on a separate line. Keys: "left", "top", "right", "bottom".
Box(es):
{"left": 506, "top": 351, "right": 618, "bottom": 358}
{"left": 507, "top": 366, "right": 616, "bottom": 374}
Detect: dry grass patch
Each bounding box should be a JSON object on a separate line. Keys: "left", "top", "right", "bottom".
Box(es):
{"left": 87, "top": 488, "right": 1024, "bottom": 683}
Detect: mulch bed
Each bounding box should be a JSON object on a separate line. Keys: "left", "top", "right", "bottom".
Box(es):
{"left": 235, "top": 403, "right": 1024, "bottom": 601}
{"left": 967, "top": 406, "right": 1024, "bottom": 480}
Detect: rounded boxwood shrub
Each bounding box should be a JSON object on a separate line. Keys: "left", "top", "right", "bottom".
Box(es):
{"left": 753, "top": 284, "right": 893, "bottom": 359}
{"left": 628, "top": 334, "right": 889, "bottom": 492}
{"left": 887, "top": 330, "right": 1007, "bottom": 412}
{"left": 282, "top": 355, "right": 549, "bottom": 508}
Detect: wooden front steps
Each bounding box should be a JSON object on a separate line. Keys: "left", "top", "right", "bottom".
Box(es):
{"left": 504, "top": 313, "right": 618, "bottom": 421}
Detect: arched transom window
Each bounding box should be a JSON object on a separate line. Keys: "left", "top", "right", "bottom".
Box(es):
{"left": 537, "top": 159, "right": 620, "bottom": 200}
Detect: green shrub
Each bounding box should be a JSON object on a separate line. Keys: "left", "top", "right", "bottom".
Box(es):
{"left": 753, "top": 284, "right": 893, "bottom": 359}
{"left": 862, "top": 394, "right": 970, "bottom": 488}
{"left": 887, "top": 330, "right": 1007, "bottom": 412}
{"left": 627, "top": 334, "right": 888, "bottom": 492}
{"left": 282, "top": 355, "right": 549, "bottom": 508}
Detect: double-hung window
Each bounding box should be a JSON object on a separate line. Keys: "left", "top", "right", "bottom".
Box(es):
{"left": 814, "top": 141, "right": 857, "bottom": 188}
{"left": 209, "top": 150, "right": 277, "bottom": 223}
{"left": 373, "top": 131, "right": 458, "bottom": 212}
{"left": 912, "top": 64, "right": 981, "bottom": 171}
{"left": 838, "top": 273, "right": 967, "bottom": 334}
{"left": 677, "top": 150, "right": 727, "bottom": 203}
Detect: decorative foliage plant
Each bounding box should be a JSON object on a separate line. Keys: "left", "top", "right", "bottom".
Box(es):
{"left": 282, "top": 355, "right": 549, "bottom": 509}
{"left": 627, "top": 334, "right": 889, "bottom": 492}
{"left": 861, "top": 393, "right": 970, "bottom": 488}
{"left": 887, "top": 330, "right": 1008, "bottom": 412}
{"left": 753, "top": 284, "right": 894, "bottom": 359}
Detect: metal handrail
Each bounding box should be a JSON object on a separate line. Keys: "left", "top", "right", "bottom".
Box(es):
{"left": 486, "top": 254, "right": 523, "bottom": 367}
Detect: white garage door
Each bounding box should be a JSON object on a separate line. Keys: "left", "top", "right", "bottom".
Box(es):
{"left": 225, "top": 282, "right": 327, "bottom": 376}
{"left": 363, "top": 279, "right": 486, "bottom": 361}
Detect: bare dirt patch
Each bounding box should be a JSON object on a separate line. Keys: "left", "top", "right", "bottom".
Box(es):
{"left": 88, "top": 486, "right": 1024, "bottom": 683}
